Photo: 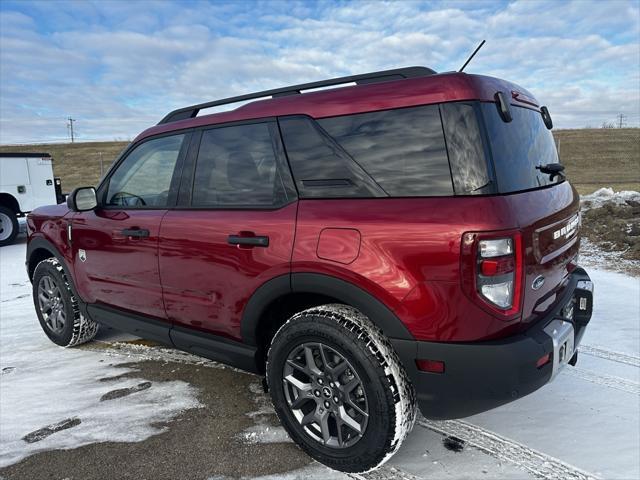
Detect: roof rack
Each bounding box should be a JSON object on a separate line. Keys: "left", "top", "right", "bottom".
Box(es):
{"left": 158, "top": 66, "right": 436, "bottom": 125}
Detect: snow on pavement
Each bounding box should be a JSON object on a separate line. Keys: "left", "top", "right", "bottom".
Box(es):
{"left": 455, "top": 267, "right": 640, "bottom": 480}
{"left": 1, "top": 229, "right": 639, "bottom": 479}
{"left": 0, "top": 239, "right": 202, "bottom": 467}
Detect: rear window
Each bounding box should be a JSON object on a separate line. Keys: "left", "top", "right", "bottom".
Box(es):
{"left": 481, "top": 103, "right": 562, "bottom": 193}
{"left": 278, "top": 116, "right": 385, "bottom": 198}
{"left": 318, "top": 105, "right": 453, "bottom": 196}
{"left": 440, "top": 102, "right": 492, "bottom": 195}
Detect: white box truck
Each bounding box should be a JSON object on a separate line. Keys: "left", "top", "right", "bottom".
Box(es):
{"left": 0, "top": 153, "right": 64, "bottom": 246}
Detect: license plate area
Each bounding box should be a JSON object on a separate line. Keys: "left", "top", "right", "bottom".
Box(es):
{"left": 543, "top": 318, "right": 575, "bottom": 380}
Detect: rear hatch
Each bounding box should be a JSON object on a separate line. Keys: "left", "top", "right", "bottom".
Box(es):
{"left": 479, "top": 101, "right": 581, "bottom": 326}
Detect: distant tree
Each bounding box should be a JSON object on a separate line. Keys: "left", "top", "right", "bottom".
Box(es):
{"left": 601, "top": 121, "right": 615, "bottom": 129}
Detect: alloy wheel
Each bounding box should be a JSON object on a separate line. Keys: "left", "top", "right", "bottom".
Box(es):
{"left": 37, "top": 275, "right": 66, "bottom": 334}
{"left": 282, "top": 342, "right": 369, "bottom": 448}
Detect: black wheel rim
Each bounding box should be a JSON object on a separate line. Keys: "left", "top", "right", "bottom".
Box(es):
{"left": 37, "top": 275, "right": 66, "bottom": 334}
{"left": 282, "top": 342, "right": 369, "bottom": 448}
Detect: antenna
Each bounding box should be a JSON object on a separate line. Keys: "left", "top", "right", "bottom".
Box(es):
{"left": 459, "top": 40, "right": 486, "bottom": 72}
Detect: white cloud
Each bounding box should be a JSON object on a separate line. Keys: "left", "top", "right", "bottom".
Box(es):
{"left": 0, "top": 0, "right": 638, "bottom": 143}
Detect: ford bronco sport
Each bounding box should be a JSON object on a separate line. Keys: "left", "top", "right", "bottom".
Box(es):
{"left": 27, "top": 66, "right": 593, "bottom": 472}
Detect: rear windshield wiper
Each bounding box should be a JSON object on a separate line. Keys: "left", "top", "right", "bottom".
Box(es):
{"left": 536, "top": 163, "right": 565, "bottom": 181}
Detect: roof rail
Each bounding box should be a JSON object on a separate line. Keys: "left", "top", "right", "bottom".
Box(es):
{"left": 158, "top": 66, "right": 436, "bottom": 125}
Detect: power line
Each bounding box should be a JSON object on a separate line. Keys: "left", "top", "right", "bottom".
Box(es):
{"left": 617, "top": 113, "right": 626, "bottom": 129}
{"left": 67, "top": 117, "right": 76, "bottom": 143}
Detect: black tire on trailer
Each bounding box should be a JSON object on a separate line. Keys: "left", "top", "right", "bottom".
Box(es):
{"left": 266, "top": 304, "right": 416, "bottom": 473}
{"left": 32, "top": 258, "right": 99, "bottom": 347}
{"left": 0, "top": 205, "right": 19, "bottom": 247}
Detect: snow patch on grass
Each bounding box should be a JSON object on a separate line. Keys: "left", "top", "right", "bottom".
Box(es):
{"left": 581, "top": 187, "right": 640, "bottom": 211}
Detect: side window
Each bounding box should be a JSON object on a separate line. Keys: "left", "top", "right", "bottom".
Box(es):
{"left": 106, "top": 134, "right": 185, "bottom": 207}
{"left": 440, "top": 102, "right": 492, "bottom": 195}
{"left": 192, "top": 122, "right": 288, "bottom": 208}
{"left": 279, "top": 116, "right": 386, "bottom": 198}
{"left": 318, "top": 105, "right": 453, "bottom": 197}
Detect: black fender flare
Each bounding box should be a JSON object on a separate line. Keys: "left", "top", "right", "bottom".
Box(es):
{"left": 26, "top": 237, "right": 87, "bottom": 308}
{"left": 241, "top": 272, "right": 415, "bottom": 346}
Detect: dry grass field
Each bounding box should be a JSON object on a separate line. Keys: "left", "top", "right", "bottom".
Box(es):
{"left": 554, "top": 128, "right": 640, "bottom": 194}
{"left": 1, "top": 128, "right": 638, "bottom": 194}
{"left": 0, "top": 141, "right": 128, "bottom": 191}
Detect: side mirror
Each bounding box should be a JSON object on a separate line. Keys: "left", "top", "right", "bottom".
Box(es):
{"left": 540, "top": 106, "right": 553, "bottom": 130}
{"left": 67, "top": 187, "right": 98, "bottom": 212}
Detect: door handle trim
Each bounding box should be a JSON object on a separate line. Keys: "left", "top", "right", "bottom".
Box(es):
{"left": 121, "top": 228, "right": 150, "bottom": 238}
{"left": 227, "top": 235, "right": 269, "bottom": 247}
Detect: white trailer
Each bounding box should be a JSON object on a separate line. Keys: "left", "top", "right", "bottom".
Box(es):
{"left": 0, "top": 153, "right": 63, "bottom": 246}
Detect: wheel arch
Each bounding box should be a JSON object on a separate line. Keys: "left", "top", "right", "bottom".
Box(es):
{"left": 26, "top": 237, "right": 83, "bottom": 297}
{"left": 0, "top": 193, "right": 20, "bottom": 214}
{"left": 242, "top": 272, "right": 415, "bottom": 372}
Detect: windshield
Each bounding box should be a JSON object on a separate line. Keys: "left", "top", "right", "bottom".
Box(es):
{"left": 480, "top": 103, "right": 562, "bottom": 193}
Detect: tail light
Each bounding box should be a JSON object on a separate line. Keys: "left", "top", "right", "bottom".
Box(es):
{"left": 461, "top": 231, "right": 523, "bottom": 319}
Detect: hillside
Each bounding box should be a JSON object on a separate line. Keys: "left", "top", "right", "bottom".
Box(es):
{"left": 0, "top": 141, "right": 128, "bottom": 191}
{"left": 1, "top": 129, "right": 638, "bottom": 194}
{"left": 553, "top": 128, "right": 639, "bottom": 194}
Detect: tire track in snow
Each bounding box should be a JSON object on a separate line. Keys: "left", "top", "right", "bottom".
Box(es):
{"left": 417, "top": 417, "right": 599, "bottom": 480}
{"left": 564, "top": 367, "right": 640, "bottom": 395}
{"left": 580, "top": 344, "right": 640, "bottom": 367}
{"left": 350, "top": 466, "right": 423, "bottom": 480}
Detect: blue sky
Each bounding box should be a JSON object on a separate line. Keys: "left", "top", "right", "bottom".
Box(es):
{"left": 0, "top": 0, "right": 638, "bottom": 144}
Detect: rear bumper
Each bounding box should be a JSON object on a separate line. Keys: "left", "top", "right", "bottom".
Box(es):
{"left": 392, "top": 267, "right": 593, "bottom": 420}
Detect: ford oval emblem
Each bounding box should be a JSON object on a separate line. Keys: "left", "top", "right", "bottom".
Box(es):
{"left": 532, "top": 275, "right": 545, "bottom": 290}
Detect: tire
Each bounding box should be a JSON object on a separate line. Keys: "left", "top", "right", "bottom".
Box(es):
{"left": 266, "top": 304, "right": 416, "bottom": 473}
{"left": 32, "top": 258, "right": 99, "bottom": 347}
{"left": 0, "top": 205, "right": 19, "bottom": 247}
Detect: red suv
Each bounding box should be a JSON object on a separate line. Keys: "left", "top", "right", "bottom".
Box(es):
{"left": 27, "top": 67, "right": 593, "bottom": 472}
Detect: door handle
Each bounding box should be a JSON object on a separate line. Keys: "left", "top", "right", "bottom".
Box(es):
{"left": 121, "top": 228, "right": 150, "bottom": 238}
{"left": 227, "top": 234, "right": 269, "bottom": 248}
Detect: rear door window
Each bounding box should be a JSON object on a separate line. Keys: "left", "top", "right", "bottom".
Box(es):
{"left": 318, "top": 105, "right": 453, "bottom": 196}
{"left": 192, "top": 122, "right": 291, "bottom": 208}
{"left": 480, "top": 103, "right": 562, "bottom": 193}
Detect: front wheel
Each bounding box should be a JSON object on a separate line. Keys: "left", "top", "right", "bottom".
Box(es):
{"left": 266, "top": 304, "right": 416, "bottom": 473}
{"left": 32, "top": 258, "right": 99, "bottom": 347}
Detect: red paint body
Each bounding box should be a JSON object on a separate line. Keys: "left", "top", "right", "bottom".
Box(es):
{"left": 26, "top": 71, "right": 580, "bottom": 345}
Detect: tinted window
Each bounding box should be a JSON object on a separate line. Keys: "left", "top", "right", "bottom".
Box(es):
{"left": 319, "top": 105, "right": 453, "bottom": 196}
{"left": 440, "top": 102, "right": 493, "bottom": 195}
{"left": 192, "top": 122, "right": 288, "bottom": 207}
{"left": 106, "top": 134, "right": 184, "bottom": 207}
{"left": 481, "top": 103, "right": 562, "bottom": 193}
{"left": 279, "top": 116, "right": 385, "bottom": 198}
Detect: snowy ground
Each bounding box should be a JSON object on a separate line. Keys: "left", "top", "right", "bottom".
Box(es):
{"left": 1, "top": 224, "right": 639, "bottom": 479}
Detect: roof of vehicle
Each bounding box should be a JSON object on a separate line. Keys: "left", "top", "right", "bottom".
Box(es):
{"left": 0, "top": 152, "right": 51, "bottom": 158}
{"left": 135, "top": 70, "right": 539, "bottom": 143}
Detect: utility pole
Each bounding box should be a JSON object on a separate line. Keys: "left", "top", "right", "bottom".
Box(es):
{"left": 617, "top": 113, "right": 626, "bottom": 129}
{"left": 67, "top": 117, "right": 76, "bottom": 143}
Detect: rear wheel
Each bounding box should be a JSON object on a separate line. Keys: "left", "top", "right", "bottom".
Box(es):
{"left": 32, "top": 258, "right": 98, "bottom": 347}
{"left": 0, "top": 205, "right": 18, "bottom": 246}
{"left": 266, "top": 304, "right": 416, "bottom": 473}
